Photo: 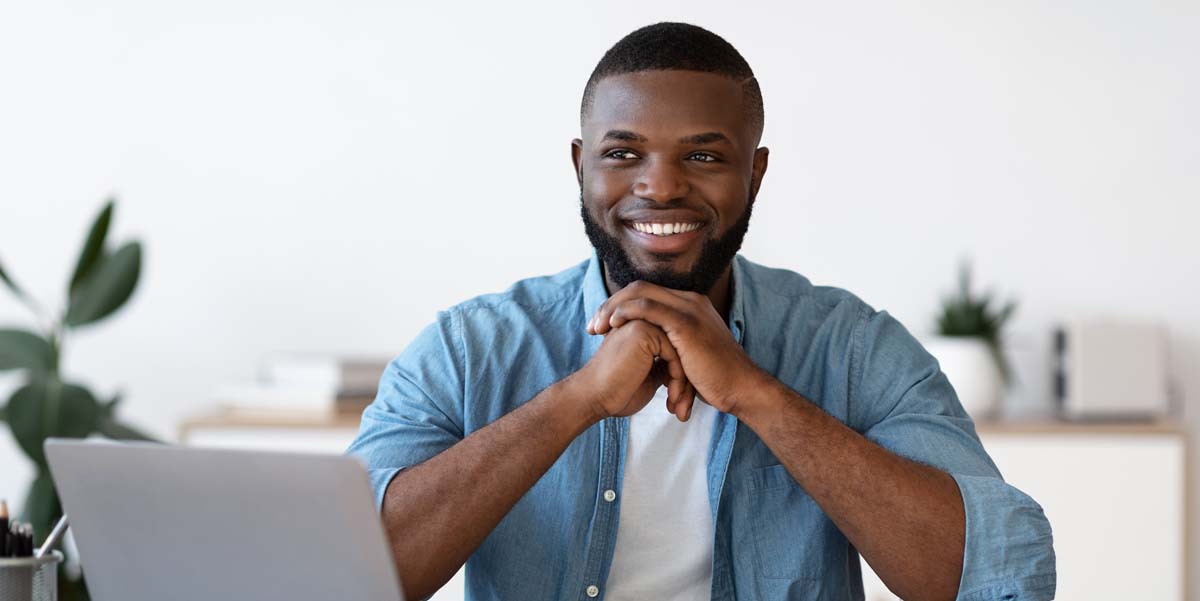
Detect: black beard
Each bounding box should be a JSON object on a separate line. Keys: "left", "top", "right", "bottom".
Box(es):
{"left": 579, "top": 190, "right": 754, "bottom": 294}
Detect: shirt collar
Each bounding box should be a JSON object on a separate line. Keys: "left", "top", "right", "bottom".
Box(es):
{"left": 728, "top": 254, "right": 747, "bottom": 344}
{"left": 582, "top": 249, "right": 748, "bottom": 344}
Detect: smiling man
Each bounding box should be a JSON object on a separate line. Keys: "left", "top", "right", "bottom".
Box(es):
{"left": 348, "top": 23, "right": 1056, "bottom": 601}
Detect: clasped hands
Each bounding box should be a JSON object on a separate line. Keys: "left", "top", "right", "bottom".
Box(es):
{"left": 577, "top": 280, "right": 766, "bottom": 422}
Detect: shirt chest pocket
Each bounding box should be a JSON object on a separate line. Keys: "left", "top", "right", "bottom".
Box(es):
{"left": 746, "top": 464, "right": 848, "bottom": 581}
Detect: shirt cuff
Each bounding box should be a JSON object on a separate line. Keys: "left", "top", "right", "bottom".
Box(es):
{"left": 369, "top": 466, "right": 405, "bottom": 511}
{"left": 952, "top": 474, "right": 1057, "bottom": 600}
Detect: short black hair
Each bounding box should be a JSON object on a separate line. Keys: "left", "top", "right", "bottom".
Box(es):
{"left": 580, "top": 22, "right": 764, "bottom": 141}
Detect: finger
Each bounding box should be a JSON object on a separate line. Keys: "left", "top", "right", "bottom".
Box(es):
{"left": 665, "top": 365, "right": 687, "bottom": 415}
{"left": 591, "top": 281, "right": 694, "bottom": 334}
{"left": 646, "top": 324, "right": 685, "bottom": 382}
{"left": 667, "top": 378, "right": 691, "bottom": 419}
{"left": 609, "top": 297, "right": 694, "bottom": 337}
{"left": 645, "top": 324, "right": 689, "bottom": 413}
{"left": 665, "top": 371, "right": 693, "bottom": 414}
{"left": 598, "top": 286, "right": 691, "bottom": 333}
{"left": 674, "top": 381, "right": 693, "bottom": 421}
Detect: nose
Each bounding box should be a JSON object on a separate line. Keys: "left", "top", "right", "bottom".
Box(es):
{"left": 632, "top": 157, "right": 689, "bottom": 204}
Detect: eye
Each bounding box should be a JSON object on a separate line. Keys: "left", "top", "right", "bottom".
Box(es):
{"left": 687, "top": 152, "right": 718, "bottom": 162}
{"left": 603, "top": 149, "right": 639, "bottom": 160}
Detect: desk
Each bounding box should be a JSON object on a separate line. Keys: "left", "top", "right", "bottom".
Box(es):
{"left": 181, "top": 412, "right": 1188, "bottom": 601}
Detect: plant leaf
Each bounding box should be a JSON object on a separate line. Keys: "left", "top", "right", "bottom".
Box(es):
{"left": 997, "top": 300, "right": 1018, "bottom": 327}
{"left": 65, "top": 241, "right": 142, "bottom": 328}
{"left": 21, "top": 468, "right": 60, "bottom": 547}
{"left": 97, "top": 415, "right": 158, "bottom": 441}
{"left": 957, "top": 259, "right": 972, "bottom": 300}
{"left": 6, "top": 377, "right": 100, "bottom": 467}
{"left": 6, "top": 377, "right": 49, "bottom": 464}
{"left": 0, "top": 328, "right": 53, "bottom": 371}
{"left": 0, "top": 255, "right": 26, "bottom": 298}
{"left": 937, "top": 260, "right": 1019, "bottom": 342}
{"left": 68, "top": 199, "right": 115, "bottom": 295}
{"left": 99, "top": 391, "right": 122, "bottom": 416}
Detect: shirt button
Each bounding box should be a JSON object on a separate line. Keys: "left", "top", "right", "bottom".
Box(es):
{"left": 603, "top": 489, "right": 616, "bottom": 502}
{"left": 586, "top": 584, "right": 600, "bottom": 597}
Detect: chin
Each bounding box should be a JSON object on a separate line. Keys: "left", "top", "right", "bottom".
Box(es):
{"left": 630, "top": 250, "right": 698, "bottom": 274}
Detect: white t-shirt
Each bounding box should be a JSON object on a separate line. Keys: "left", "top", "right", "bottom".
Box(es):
{"left": 604, "top": 386, "right": 718, "bottom": 600}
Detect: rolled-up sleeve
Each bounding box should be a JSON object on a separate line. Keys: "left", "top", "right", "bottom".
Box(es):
{"left": 346, "top": 310, "right": 466, "bottom": 509}
{"left": 851, "top": 306, "right": 1056, "bottom": 601}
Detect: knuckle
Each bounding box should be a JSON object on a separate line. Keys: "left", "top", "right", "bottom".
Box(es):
{"left": 628, "top": 320, "right": 651, "bottom": 333}
{"left": 610, "top": 303, "right": 629, "bottom": 318}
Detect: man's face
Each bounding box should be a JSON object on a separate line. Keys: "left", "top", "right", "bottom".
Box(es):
{"left": 572, "top": 70, "right": 768, "bottom": 293}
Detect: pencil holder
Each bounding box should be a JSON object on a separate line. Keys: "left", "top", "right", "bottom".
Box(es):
{"left": 0, "top": 551, "right": 62, "bottom": 601}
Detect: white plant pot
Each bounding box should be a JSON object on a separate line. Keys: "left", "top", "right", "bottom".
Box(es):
{"left": 922, "top": 336, "right": 1003, "bottom": 420}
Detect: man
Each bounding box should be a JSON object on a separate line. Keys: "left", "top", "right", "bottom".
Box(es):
{"left": 348, "top": 22, "right": 1055, "bottom": 601}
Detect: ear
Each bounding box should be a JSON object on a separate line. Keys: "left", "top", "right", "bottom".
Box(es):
{"left": 571, "top": 138, "right": 585, "bottom": 187}
{"left": 750, "top": 146, "right": 769, "bottom": 198}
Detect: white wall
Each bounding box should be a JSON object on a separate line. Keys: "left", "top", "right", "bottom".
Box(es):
{"left": 1, "top": 0, "right": 1197, "bottom": 594}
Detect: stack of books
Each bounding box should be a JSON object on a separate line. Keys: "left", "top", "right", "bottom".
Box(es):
{"left": 214, "top": 354, "right": 389, "bottom": 416}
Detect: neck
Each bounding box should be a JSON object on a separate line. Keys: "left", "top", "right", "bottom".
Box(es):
{"left": 602, "top": 263, "right": 735, "bottom": 325}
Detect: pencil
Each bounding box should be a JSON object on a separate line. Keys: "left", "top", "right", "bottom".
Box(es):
{"left": 0, "top": 499, "right": 7, "bottom": 556}
{"left": 0, "top": 499, "right": 8, "bottom": 527}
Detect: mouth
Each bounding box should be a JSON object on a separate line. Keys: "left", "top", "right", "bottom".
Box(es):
{"left": 623, "top": 219, "right": 706, "bottom": 255}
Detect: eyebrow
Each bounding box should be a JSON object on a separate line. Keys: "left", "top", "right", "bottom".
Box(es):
{"left": 600, "top": 129, "right": 733, "bottom": 146}
{"left": 679, "top": 132, "right": 731, "bottom": 145}
{"left": 601, "top": 129, "right": 647, "bottom": 143}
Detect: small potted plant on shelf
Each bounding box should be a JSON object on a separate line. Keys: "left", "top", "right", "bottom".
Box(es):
{"left": 924, "top": 259, "right": 1017, "bottom": 420}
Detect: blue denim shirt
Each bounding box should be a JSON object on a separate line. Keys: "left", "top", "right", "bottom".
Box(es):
{"left": 347, "top": 252, "right": 1056, "bottom": 601}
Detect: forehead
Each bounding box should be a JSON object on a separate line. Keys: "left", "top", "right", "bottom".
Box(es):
{"left": 584, "top": 70, "right": 751, "bottom": 148}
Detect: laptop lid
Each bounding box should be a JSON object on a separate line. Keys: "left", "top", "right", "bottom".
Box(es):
{"left": 44, "top": 439, "right": 404, "bottom": 601}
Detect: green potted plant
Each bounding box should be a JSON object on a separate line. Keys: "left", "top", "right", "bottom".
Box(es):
{"left": 925, "top": 259, "right": 1017, "bottom": 420}
{"left": 0, "top": 199, "right": 155, "bottom": 601}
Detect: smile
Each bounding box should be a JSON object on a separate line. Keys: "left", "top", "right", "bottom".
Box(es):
{"left": 623, "top": 220, "right": 705, "bottom": 255}
{"left": 629, "top": 222, "right": 703, "bottom": 236}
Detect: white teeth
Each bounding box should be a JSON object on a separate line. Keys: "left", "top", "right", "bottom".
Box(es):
{"left": 632, "top": 222, "right": 700, "bottom": 236}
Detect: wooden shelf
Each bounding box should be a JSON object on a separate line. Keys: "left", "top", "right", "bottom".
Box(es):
{"left": 179, "top": 408, "right": 364, "bottom": 441}
{"left": 975, "top": 418, "right": 1185, "bottom": 436}
{"left": 180, "top": 408, "right": 1186, "bottom": 438}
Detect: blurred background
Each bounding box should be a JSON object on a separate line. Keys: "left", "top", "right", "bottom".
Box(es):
{"left": 1, "top": 1, "right": 1196, "bottom": 599}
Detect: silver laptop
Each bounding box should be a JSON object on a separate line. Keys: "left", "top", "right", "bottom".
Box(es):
{"left": 44, "top": 439, "right": 404, "bottom": 601}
